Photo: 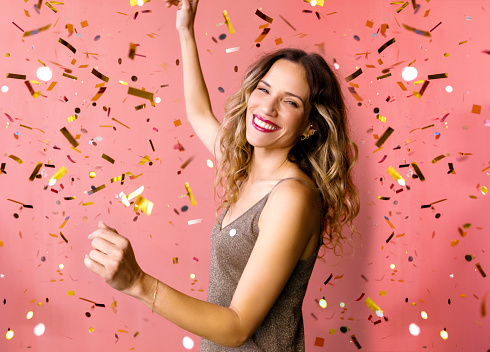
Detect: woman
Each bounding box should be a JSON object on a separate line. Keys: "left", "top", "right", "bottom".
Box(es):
{"left": 84, "top": 0, "right": 360, "bottom": 350}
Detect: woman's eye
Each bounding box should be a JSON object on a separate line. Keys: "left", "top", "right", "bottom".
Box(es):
{"left": 258, "top": 87, "right": 268, "bottom": 93}
{"left": 286, "top": 101, "right": 298, "bottom": 107}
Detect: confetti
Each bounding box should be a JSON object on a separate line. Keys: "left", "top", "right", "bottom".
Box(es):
{"left": 225, "top": 47, "right": 240, "bottom": 53}
{"left": 129, "top": 43, "right": 137, "bottom": 59}
{"left": 375, "top": 127, "right": 394, "bottom": 148}
{"left": 411, "top": 162, "right": 425, "bottom": 181}
{"left": 58, "top": 38, "right": 76, "bottom": 53}
{"left": 188, "top": 219, "right": 202, "bottom": 225}
{"left": 255, "top": 27, "right": 271, "bottom": 43}
{"left": 255, "top": 9, "right": 273, "bottom": 23}
{"left": 23, "top": 23, "right": 52, "bottom": 37}
{"left": 6, "top": 73, "right": 26, "bottom": 79}
{"left": 223, "top": 10, "right": 235, "bottom": 34}
{"left": 378, "top": 38, "right": 396, "bottom": 54}
{"left": 431, "top": 154, "right": 446, "bottom": 164}
{"left": 135, "top": 195, "right": 153, "bottom": 215}
{"left": 471, "top": 105, "right": 481, "bottom": 114}
{"left": 128, "top": 86, "right": 155, "bottom": 106}
{"left": 48, "top": 166, "right": 67, "bottom": 186}
{"left": 314, "top": 337, "right": 324, "bottom": 347}
{"left": 60, "top": 127, "right": 79, "bottom": 148}
{"left": 402, "top": 23, "right": 431, "bottom": 37}
{"left": 351, "top": 335, "right": 362, "bottom": 349}
{"left": 428, "top": 73, "right": 448, "bottom": 80}
{"left": 101, "top": 153, "right": 115, "bottom": 164}
{"left": 185, "top": 182, "right": 197, "bottom": 206}
{"left": 345, "top": 68, "right": 363, "bottom": 82}
{"left": 91, "top": 87, "right": 107, "bottom": 101}
{"left": 324, "top": 273, "right": 333, "bottom": 285}
{"left": 91, "top": 68, "right": 110, "bottom": 82}
{"left": 476, "top": 263, "right": 487, "bottom": 278}
{"left": 387, "top": 166, "right": 406, "bottom": 186}
{"left": 386, "top": 231, "right": 394, "bottom": 243}
{"left": 8, "top": 154, "right": 23, "bottom": 164}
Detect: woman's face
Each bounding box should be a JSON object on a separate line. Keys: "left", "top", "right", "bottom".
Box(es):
{"left": 245, "top": 59, "right": 312, "bottom": 152}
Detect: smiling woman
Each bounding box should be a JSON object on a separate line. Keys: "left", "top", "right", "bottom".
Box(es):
{"left": 84, "top": 0, "right": 360, "bottom": 351}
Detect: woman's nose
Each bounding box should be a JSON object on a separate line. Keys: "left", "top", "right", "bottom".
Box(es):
{"left": 261, "top": 96, "right": 278, "bottom": 117}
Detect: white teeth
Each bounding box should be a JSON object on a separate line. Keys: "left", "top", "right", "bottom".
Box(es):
{"left": 254, "top": 116, "right": 279, "bottom": 131}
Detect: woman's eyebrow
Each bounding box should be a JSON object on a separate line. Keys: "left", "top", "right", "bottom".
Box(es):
{"left": 259, "top": 80, "right": 305, "bottom": 104}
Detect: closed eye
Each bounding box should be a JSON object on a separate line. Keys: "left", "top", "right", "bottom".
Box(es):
{"left": 258, "top": 87, "right": 269, "bottom": 94}
{"left": 286, "top": 100, "right": 299, "bottom": 107}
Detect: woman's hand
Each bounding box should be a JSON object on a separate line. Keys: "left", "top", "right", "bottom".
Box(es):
{"left": 164, "top": 0, "right": 199, "bottom": 33}
{"left": 84, "top": 221, "right": 143, "bottom": 296}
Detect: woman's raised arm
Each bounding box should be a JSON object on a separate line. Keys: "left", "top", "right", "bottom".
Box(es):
{"left": 168, "top": 0, "right": 222, "bottom": 161}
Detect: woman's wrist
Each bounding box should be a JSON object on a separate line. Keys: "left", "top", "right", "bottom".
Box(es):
{"left": 178, "top": 27, "right": 195, "bottom": 40}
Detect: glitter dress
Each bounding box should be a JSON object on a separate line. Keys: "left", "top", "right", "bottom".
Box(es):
{"left": 201, "top": 177, "right": 324, "bottom": 351}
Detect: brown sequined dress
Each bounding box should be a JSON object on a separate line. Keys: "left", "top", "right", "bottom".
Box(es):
{"left": 201, "top": 177, "right": 323, "bottom": 351}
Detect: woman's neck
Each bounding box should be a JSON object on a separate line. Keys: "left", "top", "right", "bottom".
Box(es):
{"left": 247, "top": 149, "right": 296, "bottom": 184}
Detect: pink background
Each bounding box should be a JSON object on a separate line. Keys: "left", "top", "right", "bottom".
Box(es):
{"left": 1, "top": 0, "right": 489, "bottom": 351}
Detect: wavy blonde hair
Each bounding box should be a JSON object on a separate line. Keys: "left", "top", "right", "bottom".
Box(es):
{"left": 214, "top": 48, "right": 360, "bottom": 257}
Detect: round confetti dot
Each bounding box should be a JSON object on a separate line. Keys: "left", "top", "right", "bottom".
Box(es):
{"left": 131, "top": 75, "right": 138, "bottom": 82}
{"left": 26, "top": 311, "right": 34, "bottom": 319}
{"left": 372, "top": 33, "right": 378, "bottom": 37}
{"left": 229, "top": 229, "right": 237, "bottom": 237}
{"left": 376, "top": 310, "right": 384, "bottom": 318}
{"left": 1, "top": 86, "right": 8, "bottom": 93}
{"left": 373, "top": 107, "right": 379, "bottom": 114}
{"left": 85, "top": 312, "right": 91, "bottom": 317}
{"left": 67, "top": 290, "right": 75, "bottom": 296}
{"left": 256, "top": 43, "right": 260, "bottom": 48}
{"left": 465, "top": 254, "right": 473, "bottom": 261}
{"left": 328, "top": 329, "right": 336, "bottom": 335}
{"left": 181, "top": 206, "right": 189, "bottom": 212}
{"left": 319, "top": 299, "right": 327, "bottom": 308}
{"left": 397, "top": 178, "right": 406, "bottom": 187}
{"left": 334, "top": 62, "right": 340, "bottom": 70}
{"left": 36, "top": 66, "right": 53, "bottom": 81}
{"left": 435, "top": 213, "right": 441, "bottom": 218}
{"left": 218, "top": 87, "right": 225, "bottom": 93}
{"left": 408, "top": 256, "right": 413, "bottom": 262}
{"left": 219, "top": 33, "right": 226, "bottom": 40}
{"left": 339, "top": 326, "right": 348, "bottom": 333}
{"left": 176, "top": 59, "right": 180, "bottom": 66}
{"left": 33, "top": 323, "right": 45, "bottom": 336}
{"left": 5, "top": 53, "right": 10, "bottom": 57}
{"left": 94, "top": 35, "right": 100, "bottom": 41}
{"left": 155, "top": 97, "right": 161, "bottom": 103}
{"left": 89, "top": 327, "right": 94, "bottom": 333}
{"left": 190, "top": 273, "right": 196, "bottom": 279}
{"left": 183, "top": 336, "right": 194, "bottom": 349}
{"left": 41, "top": 256, "right": 46, "bottom": 262}
{"left": 89, "top": 171, "right": 96, "bottom": 178}
{"left": 13, "top": 213, "right": 19, "bottom": 219}
{"left": 440, "top": 330, "right": 448, "bottom": 340}
{"left": 409, "top": 323, "right": 420, "bottom": 336}
{"left": 450, "top": 239, "right": 459, "bottom": 246}
{"left": 379, "top": 290, "right": 386, "bottom": 296}
{"left": 137, "top": 0, "right": 144, "bottom": 5}
{"left": 444, "top": 53, "right": 449, "bottom": 57}
{"left": 353, "top": 35, "right": 360, "bottom": 41}
{"left": 118, "top": 58, "right": 122, "bottom": 64}
{"left": 481, "top": 186, "right": 487, "bottom": 195}
{"left": 357, "top": 102, "right": 362, "bottom": 106}
{"left": 390, "top": 264, "right": 395, "bottom": 269}
{"left": 75, "top": 107, "right": 81, "bottom": 114}
{"left": 421, "top": 311, "right": 428, "bottom": 319}
{"left": 445, "top": 85, "right": 453, "bottom": 93}
{"left": 339, "top": 302, "right": 345, "bottom": 308}
{"left": 92, "top": 102, "right": 97, "bottom": 106}
{"left": 59, "top": 264, "right": 64, "bottom": 270}
{"left": 206, "top": 159, "right": 214, "bottom": 168}
{"left": 234, "top": 66, "right": 238, "bottom": 72}
{"left": 6, "top": 330, "right": 14, "bottom": 340}
{"left": 0, "top": 241, "right": 3, "bottom": 247}
{"left": 402, "top": 66, "right": 418, "bottom": 81}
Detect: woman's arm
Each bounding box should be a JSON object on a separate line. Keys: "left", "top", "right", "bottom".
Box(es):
{"left": 171, "top": 0, "right": 222, "bottom": 161}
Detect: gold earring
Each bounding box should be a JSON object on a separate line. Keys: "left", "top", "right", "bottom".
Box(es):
{"left": 301, "top": 133, "right": 309, "bottom": 141}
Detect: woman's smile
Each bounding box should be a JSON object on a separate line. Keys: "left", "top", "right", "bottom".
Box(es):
{"left": 252, "top": 114, "right": 281, "bottom": 132}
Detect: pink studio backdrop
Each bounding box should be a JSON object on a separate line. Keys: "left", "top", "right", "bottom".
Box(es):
{"left": 1, "top": 0, "right": 488, "bottom": 351}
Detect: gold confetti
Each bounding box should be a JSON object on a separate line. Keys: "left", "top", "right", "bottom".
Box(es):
{"left": 62, "top": 73, "right": 77, "bottom": 80}
{"left": 387, "top": 166, "right": 406, "bottom": 186}
{"left": 255, "top": 9, "right": 273, "bottom": 23}
{"left": 431, "top": 154, "right": 446, "bottom": 164}
{"left": 47, "top": 82, "right": 57, "bottom": 91}
{"left": 377, "top": 73, "right": 392, "bottom": 80}
{"left": 185, "top": 182, "right": 197, "bottom": 206}
{"left": 48, "top": 166, "right": 67, "bottom": 186}
{"left": 29, "top": 162, "right": 43, "bottom": 181}
{"left": 428, "top": 73, "right": 448, "bottom": 79}
{"left": 91, "top": 87, "right": 107, "bottom": 101}
{"left": 6, "top": 73, "right": 26, "bottom": 79}
{"left": 365, "top": 297, "right": 384, "bottom": 315}
{"left": 397, "top": 81, "right": 407, "bottom": 91}
{"left": 101, "top": 153, "right": 115, "bottom": 164}
{"left": 80, "top": 20, "right": 88, "bottom": 28}
{"left": 135, "top": 195, "right": 153, "bottom": 215}
{"left": 60, "top": 127, "right": 79, "bottom": 147}
{"left": 68, "top": 114, "right": 78, "bottom": 122}
{"left": 129, "top": 43, "right": 137, "bottom": 59}
{"left": 91, "top": 68, "right": 110, "bottom": 82}
{"left": 45, "top": 2, "right": 58, "bottom": 13}
{"left": 139, "top": 155, "right": 152, "bottom": 165}
{"left": 223, "top": 10, "right": 235, "bottom": 34}
{"left": 8, "top": 155, "right": 23, "bottom": 164}
{"left": 128, "top": 86, "right": 155, "bottom": 106}
{"left": 375, "top": 127, "right": 394, "bottom": 148}
{"left": 58, "top": 38, "right": 76, "bottom": 53}
{"left": 378, "top": 38, "right": 396, "bottom": 54}
{"left": 402, "top": 23, "right": 431, "bottom": 37}
{"left": 23, "top": 23, "right": 52, "bottom": 37}
{"left": 345, "top": 68, "right": 363, "bottom": 82}
{"left": 411, "top": 162, "right": 425, "bottom": 181}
